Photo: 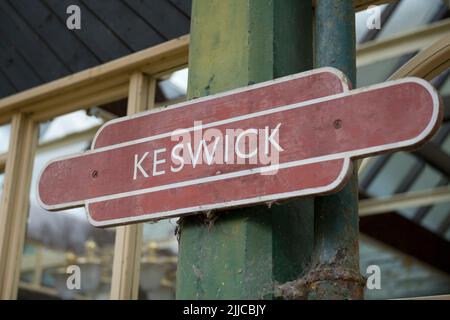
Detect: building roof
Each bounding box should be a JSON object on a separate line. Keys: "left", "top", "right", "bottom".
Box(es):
{"left": 0, "top": 0, "right": 191, "bottom": 98}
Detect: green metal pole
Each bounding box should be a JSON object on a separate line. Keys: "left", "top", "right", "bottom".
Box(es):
{"left": 176, "top": 0, "right": 314, "bottom": 299}
{"left": 309, "top": 0, "right": 365, "bottom": 299}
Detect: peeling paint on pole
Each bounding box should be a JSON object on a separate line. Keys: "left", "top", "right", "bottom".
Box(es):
{"left": 176, "top": 0, "right": 314, "bottom": 299}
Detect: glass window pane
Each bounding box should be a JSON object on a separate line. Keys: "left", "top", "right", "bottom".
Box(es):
{"left": 19, "top": 111, "right": 115, "bottom": 300}
{"left": 365, "top": 153, "right": 417, "bottom": 197}
{"left": 376, "top": 0, "right": 444, "bottom": 40}
{"left": 0, "top": 123, "right": 11, "bottom": 154}
{"left": 355, "top": 4, "right": 388, "bottom": 43}
{"left": 139, "top": 220, "right": 178, "bottom": 300}
{"left": 360, "top": 237, "right": 450, "bottom": 299}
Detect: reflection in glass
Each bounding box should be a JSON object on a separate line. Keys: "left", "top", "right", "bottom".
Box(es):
{"left": 140, "top": 241, "right": 177, "bottom": 300}
{"left": 18, "top": 111, "right": 115, "bottom": 300}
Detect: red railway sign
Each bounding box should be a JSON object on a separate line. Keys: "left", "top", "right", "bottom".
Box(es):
{"left": 37, "top": 68, "right": 442, "bottom": 227}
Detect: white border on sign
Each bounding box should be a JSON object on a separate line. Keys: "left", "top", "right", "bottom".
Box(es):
{"left": 36, "top": 71, "right": 441, "bottom": 227}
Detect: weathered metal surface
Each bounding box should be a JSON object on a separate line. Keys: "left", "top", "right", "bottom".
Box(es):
{"left": 37, "top": 75, "right": 441, "bottom": 226}
{"left": 311, "top": 0, "right": 363, "bottom": 300}
{"left": 176, "top": 0, "right": 315, "bottom": 299}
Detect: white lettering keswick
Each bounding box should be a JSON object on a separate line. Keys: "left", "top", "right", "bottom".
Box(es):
{"left": 132, "top": 121, "right": 284, "bottom": 180}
